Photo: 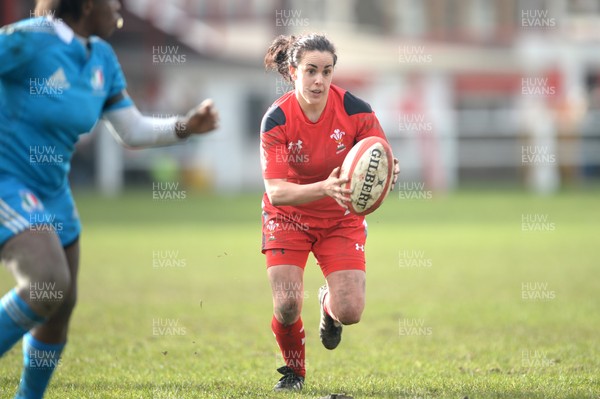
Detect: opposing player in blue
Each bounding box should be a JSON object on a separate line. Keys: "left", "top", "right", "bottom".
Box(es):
{"left": 0, "top": 1, "right": 219, "bottom": 397}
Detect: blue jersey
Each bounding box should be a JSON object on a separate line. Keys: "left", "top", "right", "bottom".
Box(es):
{"left": 0, "top": 17, "right": 133, "bottom": 197}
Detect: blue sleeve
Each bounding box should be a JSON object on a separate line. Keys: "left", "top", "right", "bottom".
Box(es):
{"left": 0, "top": 24, "right": 38, "bottom": 76}
{"left": 102, "top": 42, "right": 133, "bottom": 112}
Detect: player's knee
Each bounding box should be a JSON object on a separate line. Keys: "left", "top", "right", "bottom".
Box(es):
{"left": 40, "top": 291, "right": 77, "bottom": 337}
{"left": 337, "top": 310, "right": 362, "bottom": 325}
{"left": 57, "top": 290, "right": 77, "bottom": 317}
{"left": 335, "top": 302, "right": 364, "bottom": 325}
{"left": 275, "top": 299, "right": 302, "bottom": 325}
{"left": 22, "top": 263, "right": 71, "bottom": 316}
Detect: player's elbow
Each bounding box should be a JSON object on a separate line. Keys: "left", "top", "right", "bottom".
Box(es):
{"left": 266, "top": 181, "right": 291, "bottom": 206}
{"left": 266, "top": 186, "right": 285, "bottom": 206}
{"left": 103, "top": 118, "right": 145, "bottom": 149}
{"left": 117, "top": 134, "right": 144, "bottom": 149}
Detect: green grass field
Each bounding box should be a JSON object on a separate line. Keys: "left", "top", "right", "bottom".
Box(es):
{"left": 0, "top": 189, "right": 598, "bottom": 399}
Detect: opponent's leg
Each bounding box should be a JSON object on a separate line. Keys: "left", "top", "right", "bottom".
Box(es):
{"left": 0, "top": 231, "right": 70, "bottom": 357}
{"left": 268, "top": 263, "right": 306, "bottom": 391}
{"left": 15, "top": 239, "right": 79, "bottom": 399}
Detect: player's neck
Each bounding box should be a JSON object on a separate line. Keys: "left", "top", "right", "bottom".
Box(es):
{"left": 296, "top": 95, "right": 327, "bottom": 123}
{"left": 63, "top": 16, "right": 93, "bottom": 38}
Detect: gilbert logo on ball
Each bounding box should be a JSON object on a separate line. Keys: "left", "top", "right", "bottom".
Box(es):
{"left": 340, "top": 136, "right": 394, "bottom": 215}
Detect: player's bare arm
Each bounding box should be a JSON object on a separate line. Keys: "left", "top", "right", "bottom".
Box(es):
{"left": 101, "top": 92, "right": 218, "bottom": 148}
{"left": 264, "top": 167, "right": 352, "bottom": 208}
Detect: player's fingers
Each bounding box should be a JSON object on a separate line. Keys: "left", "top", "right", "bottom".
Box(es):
{"left": 199, "top": 98, "right": 214, "bottom": 109}
{"left": 198, "top": 105, "right": 210, "bottom": 117}
{"left": 196, "top": 99, "right": 215, "bottom": 116}
{"left": 335, "top": 198, "right": 349, "bottom": 209}
{"left": 329, "top": 166, "right": 341, "bottom": 178}
{"left": 334, "top": 175, "right": 349, "bottom": 185}
{"left": 334, "top": 185, "right": 351, "bottom": 198}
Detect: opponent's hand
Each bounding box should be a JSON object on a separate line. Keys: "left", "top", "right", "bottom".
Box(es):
{"left": 390, "top": 158, "right": 400, "bottom": 191}
{"left": 323, "top": 167, "right": 352, "bottom": 209}
{"left": 176, "top": 99, "right": 219, "bottom": 138}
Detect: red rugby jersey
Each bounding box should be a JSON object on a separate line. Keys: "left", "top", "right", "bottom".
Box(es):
{"left": 260, "top": 84, "right": 388, "bottom": 219}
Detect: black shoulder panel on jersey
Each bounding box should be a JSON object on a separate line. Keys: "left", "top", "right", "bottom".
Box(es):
{"left": 343, "top": 91, "right": 373, "bottom": 116}
{"left": 260, "top": 106, "right": 286, "bottom": 133}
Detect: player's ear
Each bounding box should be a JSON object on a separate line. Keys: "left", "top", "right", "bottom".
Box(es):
{"left": 288, "top": 64, "right": 297, "bottom": 81}
{"left": 34, "top": 0, "right": 57, "bottom": 17}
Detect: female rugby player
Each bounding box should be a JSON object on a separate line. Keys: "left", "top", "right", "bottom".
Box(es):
{"left": 261, "top": 33, "right": 399, "bottom": 391}
{"left": 0, "top": 1, "right": 218, "bottom": 397}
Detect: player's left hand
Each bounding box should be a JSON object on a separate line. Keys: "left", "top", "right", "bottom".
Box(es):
{"left": 176, "top": 99, "right": 219, "bottom": 138}
{"left": 390, "top": 158, "right": 400, "bottom": 191}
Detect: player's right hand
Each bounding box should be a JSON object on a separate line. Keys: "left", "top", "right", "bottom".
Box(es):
{"left": 176, "top": 99, "right": 219, "bottom": 138}
{"left": 323, "top": 167, "right": 352, "bottom": 209}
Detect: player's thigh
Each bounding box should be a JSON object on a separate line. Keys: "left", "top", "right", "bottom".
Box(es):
{"left": 314, "top": 218, "right": 367, "bottom": 320}
{"left": 327, "top": 270, "right": 366, "bottom": 318}
{"left": 63, "top": 238, "right": 80, "bottom": 299}
{"left": 30, "top": 238, "right": 80, "bottom": 342}
{"left": 313, "top": 217, "right": 367, "bottom": 277}
{"left": 0, "top": 180, "right": 75, "bottom": 300}
{"left": 1, "top": 229, "right": 70, "bottom": 317}
{"left": 262, "top": 210, "right": 313, "bottom": 322}
{"left": 0, "top": 177, "right": 81, "bottom": 249}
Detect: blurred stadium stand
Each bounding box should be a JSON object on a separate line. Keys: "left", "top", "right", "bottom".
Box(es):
{"left": 2, "top": 0, "right": 600, "bottom": 195}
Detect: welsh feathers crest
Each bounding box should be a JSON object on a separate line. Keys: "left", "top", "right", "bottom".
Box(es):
{"left": 330, "top": 129, "right": 346, "bottom": 153}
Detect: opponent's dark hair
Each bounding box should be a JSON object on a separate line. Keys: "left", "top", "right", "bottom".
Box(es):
{"left": 35, "top": 0, "right": 89, "bottom": 20}
{"left": 264, "top": 34, "right": 337, "bottom": 84}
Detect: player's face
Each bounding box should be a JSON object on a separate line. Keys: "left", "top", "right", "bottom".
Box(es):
{"left": 292, "top": 51, "right": 334, "bottom": 109}
{"left": 89, "top": 0, "right": 122, "bottom": 39}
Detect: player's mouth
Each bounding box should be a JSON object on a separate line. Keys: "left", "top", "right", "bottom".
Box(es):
{"left": 309, "top": 89, "right": 322, "bottom": 98}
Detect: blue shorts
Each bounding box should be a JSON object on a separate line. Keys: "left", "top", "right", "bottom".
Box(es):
{"left": 0, "top": 175, "right": 81, "bottom": 248}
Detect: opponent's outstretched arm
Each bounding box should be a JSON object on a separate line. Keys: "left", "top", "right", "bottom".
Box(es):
{"left": 102, "top": 96, "right": 219, "bottom": 148}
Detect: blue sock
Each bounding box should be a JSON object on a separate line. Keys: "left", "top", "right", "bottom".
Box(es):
{"left": 15, "top": 333, "right": 65, "bottom": 399}
{"left": 0, "top": 289, "right": 45, "bottom": 357}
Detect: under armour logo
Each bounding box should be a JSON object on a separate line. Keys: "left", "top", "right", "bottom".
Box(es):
{"left": 288, "top": 140, "right": 303, "bottom": 153}
{"left": 355, "top": 244, "right": 365, "bottom": 252}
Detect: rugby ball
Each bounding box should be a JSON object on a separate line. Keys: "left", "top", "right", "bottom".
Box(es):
{"left": 339, "top": 136, "right": 394, "bottom": 215}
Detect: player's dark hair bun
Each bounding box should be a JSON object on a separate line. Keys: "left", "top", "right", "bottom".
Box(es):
{"left": 264, "top": 33, "right": 337, "bottom": 84}
{"left": 264, "top": 35, "right": 296, "bottom": 83}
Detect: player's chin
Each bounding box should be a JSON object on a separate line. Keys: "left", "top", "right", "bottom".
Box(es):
{"left": 97, "top": 28, "right": 116, "bottom": 39}
{"left": 305, "top": 92, "right": 326, "bottom": 105}
{"left": 100, "top": 20, "right": 120, "bottom": 38}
